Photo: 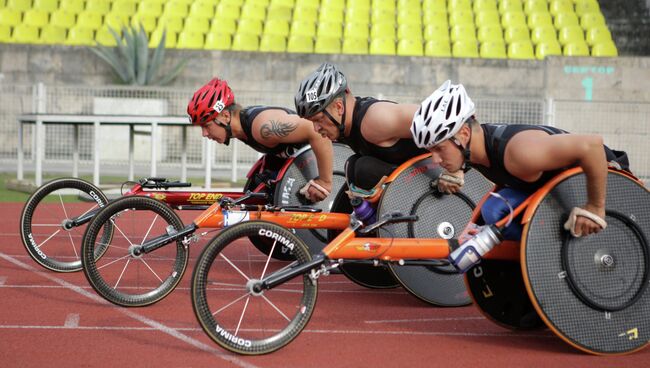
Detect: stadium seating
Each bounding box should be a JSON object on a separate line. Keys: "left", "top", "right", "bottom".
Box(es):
{"left": 0, "top": 0, "right": 620, "bottom": 60}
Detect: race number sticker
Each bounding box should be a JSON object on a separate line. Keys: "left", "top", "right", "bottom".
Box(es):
{"left": 213, "top": 100, "right": 226, "bottom": 113}
{"left": 305, "top": 88, "right": 318, "bottom": 103}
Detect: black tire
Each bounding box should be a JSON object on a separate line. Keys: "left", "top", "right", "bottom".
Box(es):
{"left": 192, "top": 221, "right": 317, "bottom": 355}
{"left": 81, "top": 196, "right": 187, "bottom": 307}
{"left": 20, "top": 177, "right": 113, "bottom": 272}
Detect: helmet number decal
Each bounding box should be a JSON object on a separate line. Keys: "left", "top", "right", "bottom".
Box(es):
{"left": 305, "top": 88, "right": 318, "bottom": 103}
{"left": 213, "top": 100, "right": 226, "bottom": 113}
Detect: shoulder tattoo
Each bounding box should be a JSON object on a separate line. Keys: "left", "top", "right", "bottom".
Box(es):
{"left": 260, "top": 120, "right": 297, "bottom": 139}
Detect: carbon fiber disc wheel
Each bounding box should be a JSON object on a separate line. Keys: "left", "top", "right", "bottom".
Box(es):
{"left": 378, "top": 157, "right": 493, "bottom": 306}
{"left": 523, "top": 171, "right": 650, "bottom": 355}
{"left": 192, "top": 221, "right": 317, "bottom": 355}
{"left": 273, "top": 143, "right": 353, "bottom": 257}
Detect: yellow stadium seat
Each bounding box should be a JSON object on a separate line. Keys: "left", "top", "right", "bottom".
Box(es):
{"left": 287, "top": 34, "right": 313, "bottom": 52}
{"left": 0, "top": 7, "right": 21, "bottom": 27}
{"left": 348, "top": 0, "right": 371, "bottom": 9}
{"left": 264, "top": 19, "right": 289, "bottom": 36}
{"left": 423, "top": 0, "right": 446, "bottom": 11}
{"left": 477, "top": 24, "right": 503, "bottom": 43}
{"left": 183, "top": 16, "right": 210, "bottom": 34}
{"left": 558, "top": 25, "right": 584, "bottom": 46}
{"left": 371, "top": 22, "right": 395, "bottom": 39}
{"left": 424, "top": 23, "right": 449, "bottom": 41}
{"left": 586, "top": 25, "right": 612, "bottom": 46}
{"left": 112, "top": 0, "right": 138, "bottom": 16}
{"left": 575, "top": 0, "right": 601, "bottom": 16}
{"left": 76, "top": 11, "right": 103, "bottom": 31}
{"left": 210, "top": 18, "right": 237, "bottom": 35}
{"left": 247, "top": 0, "right": 269, "bottom": 6}
{"left": 322, "top": 0, "right": 346, "bottom": 10}
{"left": 499, "top": 0, "right": 523, "bottom": 14}
{"left": 531, "top": 25, "right": 557, "bottom": 45}
{"left": 271, "top": 0, "right": 295, "bottom": 7}
{"left": 372, "top": 0, "right": 396, "bottom": 11}
{"left": 320, "top": 7, "right": 344, "bottom": 23}
{"left": 23, "top": 9, "right": 49, "bottom": 28}
{"left": 527, "top": 11, "right": 553, "bottom": 29}
{"left": 317, "top": 21, "right": 342, "bottom": 38}
{"left": 177, "top": 30, "right": 205, "bottom": 49}
{"left": 204, "top": 32, "right": 231, "bottom": 50}
{"left": 369, "top": 37, "right": 395, "bottom": 55}
{"left": 104, "top": 12, "right": 130, "bottom": 30}
{"left": 238, "top": 18, "right": 263, "bottom": 36}
{"left": 580, "top": 12, "right": 606, "bottom": 30}
{"left": 398, "top": 23, "right": 422, "bottom": 40}
{"left": 448, "top": 0, "right": 471, "bottom": 13}
{"left": 294, "top": 5, "right": 318, "bottom": 22}
{"left": 163, "top": 0, "right": 189, "bottom": 18}
{"left": 189, "top": 0, "right": 216, "bottom": 19}
{"left": 473, "top": 0, "right": 497, "bottom": 13}
{"left": 39, "top": 24, "right": 67, "bottom": 44}
{"left": 291, "top": 20, "right": 316, "bottom": 37}
{"left": 535, "top": 40, "right": 562, "bottom": 59}
{"left": 452, "top": 39, "right": 479, "bottom": 57}
{"left": 315, "top": 36, "right": 341, "bottom": 53}
{"left": 259, "top": 33, "right": 286, "bottom": 51}
{"left": 33, "top": 0, "right": 58, "bottom": 12}
{"left": 504, "top": 25, "right": 530, "bottom": 43}
{"left": 423, "top": 11, "right": 449, "bottom": 27}
{"left": 139, "top": 0, "right": 165, "bottom": 18}
{"left": 554, "top": 11, "right": 580, "bottom": 29}
{"left": 425, "top": 39, "right": 451, "bottom": 57}
{"left": 65, "top": 26, "right": 94, "bottom": 46}
{"left": 60, "top": 0, "right": 87, "bottom": 14}
{"left": 50, "top": 10, "right": 76, "bottom": 29}
{"left": 241, "top": 3, "right": 266, "bottom": 21}
{"left": 591, "top": 40, "right": 618, "bottom": 57}
{"left": 222, "top": 0, "right": 246, "bottom": 6}
{"left": 480, "top": 40, "right": 507, "bottom": 58}
{"left": 267, "top": 5, "right": 293, "bottom": 21}
{"left": 549, "top": 0, "right": 574, "bottom": 17}
{"left": 215, "top": 3, "right": 242, "bottom": 21}
{"left": 12, "top": 24, "right": 40, "bottom": 44}
{"left": 371, "top": 8, "right": 395, "bottom": 24}
{"left": 6, "top": 0, "right": 31, "bottom": 12}
{"left": 474, "top": 10, "right": 500, "bottom": 27}
{"left": 524, "top": 0, "right": 548, "bottom": 14}
{"left": 501, "top": 11, "right": 527, "bottom": 28}
{"left": 448, "top": 10, "right": 474, "bottom": 28}
{"left": 563, "top": 41, "right": 589, "bottom": 56}
{"left": 158, "top": 14, "right": 185, "bottom": 33}
{"left": 96, "top": 27, "right": 119, "bottom": 46}
{"left": 231, "top": 32, "right": 259, "bottom": 50}
{"left": 149, "top": 28, "right": 178, "bottom": 48}
{"left": 507, "top": 40, "right": 535, "bottom": 59}
{"left": 84, "top": 0, "right": 111, "bottom": 15}
{"left": 397, "top": 9, "right": 422, "bottom": 26}
{"left": 397, "top": 38, "right": 423, "bottom": 56}
{"left": 0, "top": 24, "right": 10, "bottom": 43}
{"left": 342, "top": 36, "right": 369, "bottom": 54}
{"left": 398, "top": 0, "right": 420, "bottom": 11}
{"left": 450, "top": 24, "right": 476, "bottom": 43}
{"left": 345, "top": 22, "right": 369, "bottom": 39}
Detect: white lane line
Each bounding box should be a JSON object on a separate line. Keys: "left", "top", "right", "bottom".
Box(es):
{"left": 64, "top": 313, "right": 80, "bottom": 328}
{"left": 0, "top": 251, "right": 260, "bottom": 368}
{"left": 364, "top": 316, "right": 486, "bottom": 324}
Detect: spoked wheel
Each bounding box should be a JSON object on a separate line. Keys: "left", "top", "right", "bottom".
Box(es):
{"left": 192, "top": 221, "right": 317, "bottom": 355}
{"left": 20, "top": 177, "right": 113, "bottom": 272}
{"left": 81, "top": 196, "right": 187, "bottom": 307}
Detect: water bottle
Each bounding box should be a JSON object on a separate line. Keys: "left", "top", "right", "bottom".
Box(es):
{"left": 350, "top": 197, "right": 376, "bottom": 224}
{"left": 448, "top": 224, "right": 503, "bottom": 273}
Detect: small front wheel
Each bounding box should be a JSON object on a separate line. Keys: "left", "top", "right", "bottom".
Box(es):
{"left": 192, "top": 221, "right": 318, "bottom": 355}
{"left": 82, "top": 196, "right": 187, "bottom": 307}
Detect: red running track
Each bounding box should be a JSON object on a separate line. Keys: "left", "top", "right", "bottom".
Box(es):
{"left": 1, "top": 202, "right": 648, "bottom": 367}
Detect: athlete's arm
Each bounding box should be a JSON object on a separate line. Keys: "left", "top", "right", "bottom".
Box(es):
{"left": 505, "top": 130, "right": 607, "bottom": 236}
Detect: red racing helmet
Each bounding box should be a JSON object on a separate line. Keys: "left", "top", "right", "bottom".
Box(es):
{"left": 187, "top": 78, "right": 235, "bottom": 126}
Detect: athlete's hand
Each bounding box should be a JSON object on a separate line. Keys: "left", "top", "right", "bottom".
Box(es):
{"left": 574, "top": 204, "right": 607, "bottom": 237}
{"left": 458, "top": 222, "right": 481, "bottom": 244}
{"left": 299, "top": 177, "right": 332, "bottom": 203}
{"left": 436, "top": 170, "right": 465, "bottom": 194}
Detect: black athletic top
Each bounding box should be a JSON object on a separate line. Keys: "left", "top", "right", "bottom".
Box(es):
{"left": 338, "top": 97, "right": 427, "bottom": 164}
{"left": 239, "top": 105, "right": 305, "bottom": 159}
{"left": 474, "top": 124, "right": 629, "bottom": 193}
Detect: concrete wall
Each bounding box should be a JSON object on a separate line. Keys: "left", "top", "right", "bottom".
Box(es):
{"left": 2, "top": 44, "right": 649, "bottom": 105}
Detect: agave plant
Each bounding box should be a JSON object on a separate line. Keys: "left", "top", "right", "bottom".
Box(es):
{"left": 90, "top": 25, "right": 188, "bottom": 86}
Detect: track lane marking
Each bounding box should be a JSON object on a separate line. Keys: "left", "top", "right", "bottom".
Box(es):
{"left": 0, "top": 251, "right": 260, "bottom": 368}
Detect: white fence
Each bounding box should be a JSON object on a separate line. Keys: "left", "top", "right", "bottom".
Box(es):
{"left": 0, "top": 83, "right": 647, "bottom": 185}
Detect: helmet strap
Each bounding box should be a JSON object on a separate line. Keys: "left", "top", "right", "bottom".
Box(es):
{"left": 215, "top": 113, "right": 233, "bottom": 146}
{"left": 322, "top": 97, "right": 347, "bottom": 138}
{"left": 450, "top": 126, "right": 472, "bottom": 172}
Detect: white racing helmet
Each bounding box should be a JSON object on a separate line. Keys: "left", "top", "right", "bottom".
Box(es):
{"left": 411, "top": 80, "right": 475, "bottom": 149}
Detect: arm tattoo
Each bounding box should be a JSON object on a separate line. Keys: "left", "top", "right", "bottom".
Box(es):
{"left": 260, "top": 120, "right": 298, "bottom": 139}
